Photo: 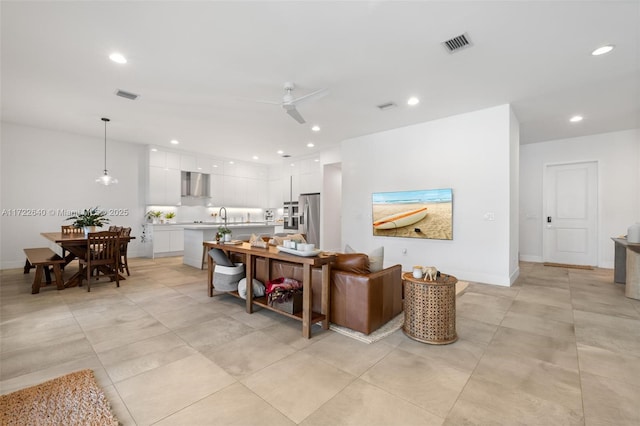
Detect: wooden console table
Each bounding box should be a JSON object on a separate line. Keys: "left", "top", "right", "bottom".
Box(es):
{"left": 203, "top": 241, "right": 335, "bottom": 338}
{"left": 612, "top": 237, "right": 640, "bottom": 300}
{"left": 402, "top": 272, "right": 458, "bottom": 344}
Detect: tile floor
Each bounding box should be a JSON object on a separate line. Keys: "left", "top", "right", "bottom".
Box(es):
{"left": 1, "top": 258, "right": 639, "bottom": 425}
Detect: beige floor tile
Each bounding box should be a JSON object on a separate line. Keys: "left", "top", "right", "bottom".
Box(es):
{"left": 488, "top": 326, "right": 579, "bottom": 370}
{"left": 361, "top": 348, "right": 470, "bottom": 418}
{"left": 301, "top": 332, "right": 394, "bottom": 376}
{"left": 570, "top": 288, "right": 639, "bottom": 319}
{"left": 0, "top": 333, "right": 95, "bottom": 380}
{"left": 472, "top": 348, "right": 582, "bottom": 412}
{"left": 154, "top": 382, "right": 294, "bottom": 426}
{"left": 80, "top": 311, "right": 172, "bottom": 353}
{"left": 205, "top": 330, "right": 296, "bottom": 378}
{"left": 515, "top": 285, "right": 572, "bottom": 309}
{"left": 241, "top": 351, "right": 354, "bottom": 423}
{"left": 173, "top": 315, "right": 255, "bottom": 352}
{"left": 115, "top": 353, "right": 236, "bottom": 425}
{"left": 508, "top": 298, "right": 575, "bottom": 324}
{"left": 581, "top": 371, "right": 640, "bottom": 426}
{"left": 577, "top": 343, "right": 640, "bottom": 387}
{"left": 573, "top": 310, "right": 640, "bottom": 356}
{"left": 97, "top": 332, "right": 197, "bottom": 383}
{"left": 150, "top": 303, "right": 222, "bottom": 330}
{"left": 0, "top": 316, "right": 83, "bottom": 353}
{"left": 101, "top": 384, "right": 136, "bottom": 426}
{"left": 456, "top": 316, "right": 498, "bottom": 344}
{"left": 301, "top": 378, "right": 444, "bottom": 426}
{"left": 397, "top": 335, "right": 487, "bottom": 374}
{"left": 0, "top": 354, "right": 110, "bottom": 395}
{"left": 500, "top": 309, "right": 576, "bottom": 340}
{"left": 456, "top": 292, "right": 514, "bottom": 325}
{"left": 444, "top": 375, "right": 583, "bottom": 425}
{"left": 3, "top": 257, "right": 639, "bottom": 424}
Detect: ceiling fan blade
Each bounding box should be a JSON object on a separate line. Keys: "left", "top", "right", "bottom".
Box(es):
{"left": 253, "top": 99, "right": 282, "bottom": 105}
{"left": 285, "top": 106, "right": 306, "bottom": 124}
{"left": 291, "top": 88, "right": 328, "bottom": 106}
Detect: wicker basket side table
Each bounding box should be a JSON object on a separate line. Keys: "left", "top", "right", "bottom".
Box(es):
{"left": 402, "top": 272, "right": 457, "bottom": 344}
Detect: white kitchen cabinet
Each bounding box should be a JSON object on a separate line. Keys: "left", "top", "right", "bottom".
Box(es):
{"left": 152, "top": 226, "right": 184, "bottom": 257}
{"left": 180, "top": 154, "right": 197, "bottom": 172}
{"left": 148, "top": 148, "right": 181, "bottom": 205}
{"left": 148, "top": 167, "right": 180, "bottom": 205}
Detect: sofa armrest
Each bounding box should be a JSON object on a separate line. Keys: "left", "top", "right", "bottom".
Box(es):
{"left": 331, "top": 264, "right": 403, "bottom": 335}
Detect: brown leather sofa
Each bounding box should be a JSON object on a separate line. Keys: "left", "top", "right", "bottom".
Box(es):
{"left": 253, "top": 253, "right": 403, "bottom": 335}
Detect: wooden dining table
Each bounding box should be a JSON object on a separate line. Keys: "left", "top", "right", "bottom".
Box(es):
{"left": 41, "top": 232, "right": 135, "bottom": 288}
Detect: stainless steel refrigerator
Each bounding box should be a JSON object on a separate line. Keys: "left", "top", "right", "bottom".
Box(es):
{"left": 298, "top": 192, "right": 320, "bottom": 247}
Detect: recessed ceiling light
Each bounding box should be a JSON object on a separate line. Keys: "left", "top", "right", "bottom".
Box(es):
{"left": 307, "top": 142, "right": 315, "bottom": 148}
{"left": 591, "top": 45, "right": 614, "bottom": 56}
{"left": 311, "top": 125, "right": 320, "bottom": 132}
{"left": 314, "top": 159, "right": 320, "bottom": 162}
{"left": 170, "top": 139, "right": 179, "bottom": 145}
{"left": 229, "top": 161, "right": 234, "bottom": 165}
{"left": 252, "top": 155, "right": 259, "bottom": 160}
{"left": 277, "top": 150, "right": 284, "bottom": 155}
{"left": 109, "top": 52, "right": 127, "bottom": 64}
{"left": 197, "top": 167, "right": 202, "bottom": 170}
{"left": 150, "top": 148, "right": 158, "bottom": 152}
{"left": 290, "top": 163, "right": 295, "bottom": 167}
{"left": 212, "top": 164, "right": 218, "bottom": 168}
{"left": 407, "top": 97, "right": 420, "bottom": 106}
{"left": 570, "top": 115, "right": 583, "bottom": 123}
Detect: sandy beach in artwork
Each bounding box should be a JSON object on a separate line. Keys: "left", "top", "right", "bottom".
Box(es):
{"left": 372, "top": 202, "right": 453, "bottom": 240}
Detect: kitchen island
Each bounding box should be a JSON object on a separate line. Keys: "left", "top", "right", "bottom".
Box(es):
{"left": 183, "top": 223, "right": 276, "bottom": 268}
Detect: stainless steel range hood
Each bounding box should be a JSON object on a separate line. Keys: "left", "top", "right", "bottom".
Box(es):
{"left": 181, "top": 171, "right": 210, "bottom": 198}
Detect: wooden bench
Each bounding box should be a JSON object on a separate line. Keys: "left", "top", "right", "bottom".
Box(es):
{"left": 23, "top": 248, "right": 66, "bottom": 294}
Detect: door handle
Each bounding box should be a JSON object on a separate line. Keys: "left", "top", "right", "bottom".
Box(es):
{"left": 547, "top": 216, "right": 552, "bottom": 223}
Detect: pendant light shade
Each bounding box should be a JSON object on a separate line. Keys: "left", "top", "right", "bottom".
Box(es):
{"left": 96, "top": 117, "right": 118, "bottom": 186}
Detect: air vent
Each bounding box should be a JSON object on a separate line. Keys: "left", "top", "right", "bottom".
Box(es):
{"left": 282, "top": 154, "right": 291, "bottom": 158}
{"left": 442, "top": 33, "right": 472, "bottom": 53}
{"left": 377, "top": 102, "right": 397, "bottom": 111}
{"left": 115, "top": 89, "right": 140, "bottom": 100}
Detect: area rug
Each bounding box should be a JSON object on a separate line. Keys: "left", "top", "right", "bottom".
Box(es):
{"left": 329, "top": 280, "right": 469, "bottom": 344}
{"left": 0, "top": 369, "right": 118, "bottom": 426}
{"left": 543, "top": 262, "right": 594, "bottom": 270}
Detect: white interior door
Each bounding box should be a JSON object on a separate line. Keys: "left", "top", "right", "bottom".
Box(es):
{"left": 543, "top": 161, "right": 598, "bottom": 266}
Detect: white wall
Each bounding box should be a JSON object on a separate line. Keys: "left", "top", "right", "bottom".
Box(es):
{"left": 0, "top": 122, "right": 149, "bottom": 268}
{"left": 321, "top": 163, "right": 342, "bottom": 252}
{"left": 341, "top": 104, "right": 518, "bottom": 286}
{"left": 519, "top": 129, "right": 640, "bottom": 268}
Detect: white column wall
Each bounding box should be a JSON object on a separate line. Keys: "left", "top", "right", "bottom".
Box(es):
{"left": 341, "top": 104, "right": 516, "bottom": 286}
{"left": 519, "top": 129, "right": 640, "bottom": 268}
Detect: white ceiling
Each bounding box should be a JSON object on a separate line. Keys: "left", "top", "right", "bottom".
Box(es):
{"left": 2, "top": 1, "right": 639, "bottom": 165}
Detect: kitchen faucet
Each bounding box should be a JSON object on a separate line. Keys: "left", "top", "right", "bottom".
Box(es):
{"left": 219, "top": 207, "right": 227, "bottom": 226}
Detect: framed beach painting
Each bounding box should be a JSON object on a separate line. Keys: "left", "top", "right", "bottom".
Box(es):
{"left": 372, "top": 188, "right": 453, "bottom": 240}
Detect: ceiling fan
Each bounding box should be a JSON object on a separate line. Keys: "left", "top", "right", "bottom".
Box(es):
{"left": 256, "top": 82, "right": 328, "bottom": 124}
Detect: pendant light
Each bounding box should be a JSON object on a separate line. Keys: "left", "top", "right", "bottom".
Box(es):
{"left": 96, "top": 117, "right": 118, "bottom": 185}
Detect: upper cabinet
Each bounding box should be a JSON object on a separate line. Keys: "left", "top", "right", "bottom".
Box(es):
{"left": 147, "top": 146, "right": 270, "bottom": 208}
{"left": 148, "top": 148, "right": 181, "bottom": 205}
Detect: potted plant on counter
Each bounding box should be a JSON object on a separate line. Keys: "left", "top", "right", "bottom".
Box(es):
{"left": 218, "top": 225, "right": 232, "bottom": 242}
{"left": 164, "top": 212, "right": 176, "bottom": 223}
{"left": 146, "top": 210, "right": 163, "bottom": 224}
{"left": 66, "top": 207, "right": 110, "bottom": 237}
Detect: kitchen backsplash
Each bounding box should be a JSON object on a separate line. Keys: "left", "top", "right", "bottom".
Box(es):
{"left": 146, "top": 205, "right": 272, "bottom": 223}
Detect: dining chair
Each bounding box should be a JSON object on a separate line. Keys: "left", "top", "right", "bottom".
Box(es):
{"left": 79, "top": 231, "right": 120, "bottom": 292}
{"left": 118, "top": 227, "right": 132, "bottom": 276}
{"left": 60, "top": 225, "right": 84, "bottom": 262}
{"left": 108, "top": 225, "right": 123, "bottom": 233}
